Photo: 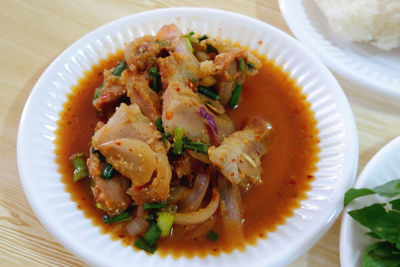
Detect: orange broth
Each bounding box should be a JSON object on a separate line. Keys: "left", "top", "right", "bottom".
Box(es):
{"left": 54, "top": 49, "right": 320, "bottom": 258}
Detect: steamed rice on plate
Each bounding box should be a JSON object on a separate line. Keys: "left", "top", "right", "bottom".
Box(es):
{"left": 314, "top": 0, "right": 400, "bottom": 50}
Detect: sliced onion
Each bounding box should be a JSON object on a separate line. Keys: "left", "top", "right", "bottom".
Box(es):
{"left": 174, "top": 188, "right": 220, "bottom": 225}
{"left": 180, "top": 172, "right": 210, "bottom": 212}
{"left": 218, "top": 175, "right": 243, "bottom": 240}
{"left": 136, "top": 205, "right": 144, "bottom": 217}
{"left": 126, "top": 216, "right": 148, "bottom": 237}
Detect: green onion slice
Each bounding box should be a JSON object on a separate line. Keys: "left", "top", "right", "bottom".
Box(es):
{"left": 143, "top": 202, "right": 166, "bottom": 210}
{"left": 134, "top": 237, "right": 157, "bottom": 254}
{"left": 172, "top": 127, "right": 185, "bottom": 156}
{"left": 229, "top": 84, "right": 242, "bottom": 108}
{"left": 70, "top": 153, "right": 89, "bottom": 182}
{"left": 92, "top": 83, "right": 104, "bottom": 101}
{"left": 101, "top": 163, "right": 115, "bottom": 180}
{"left": 103, "top": 210, "right": 132, "bottom": 224}
{"left": 198, "top": 35, "right": 208, "bottom": 42}
{"left": 184, "top": 36, "right": 194, "bottom": 53}
{"left": 238, "top": 58, "right": 246, "bottom": 72}
{"left": 144, "top": 223, "right": 161, "bottom": 246}
{"left": 206, "top": 43, "right": 218, "bottom": 54}
{"left": 197, "top": 86, "right": 220, "bottom": 100}
{"left": 148, "top": 66, "right": 161, "bottom": 92}
{"left": 112, "top": 61, "right": 126, "bottom": 77}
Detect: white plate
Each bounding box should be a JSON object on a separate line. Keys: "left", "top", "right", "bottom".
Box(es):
{"left": 279, "top": 0, "right": 400, "bottom": 98}
{"left": 17, "top": 7, "right": 358, "bottom": 267}
{"left": 340, "top": 136, "right": 400, "bottom": 267}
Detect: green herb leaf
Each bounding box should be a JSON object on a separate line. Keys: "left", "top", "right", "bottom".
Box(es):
{"left": 103, "top": 210, "right": 132, "bottom": 224}
{"left": 148, "top": 66, "right": 161, "bottom": 92}
{"left": 373, "top": 179, "right": 400, "bottom": 198}
{"left": 390, "top": 199, "right": 400, "bottom": 211}
{"left": 363, "top": 241, "right": 400, "bottom": 267}
{"left": 206, "top": 230, "right": 219, "bottom": 242}
{"left": 247, "top": 62, "right": 255, "bottom": 69}
{"left": 344, "top": 179, "right": 400, "bottom": 206}
{"left": 134, "top": 237, "right": 157, "bottom": 254}
{"left": 344, "top": 188, "right": 375, "bottom": 206}
{"left": 143, "top": 202, "right": 166, "bottom": 210}
{"left": 348, "top": 203, "right": 400, "bottom": 249}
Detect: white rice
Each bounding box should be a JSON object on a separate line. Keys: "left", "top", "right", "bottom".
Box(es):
{"left": 314, "top": 0, "right": 400, "bottom": 50}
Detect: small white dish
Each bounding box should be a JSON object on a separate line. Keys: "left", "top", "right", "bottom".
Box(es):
{"left": 17, "top": 7, "right": 358, "bottom": 267}
{"left": 279, "top": 0, "right": 400, "bottom": 98}
{"left": 340, "top": 136, "right": 400, "bottom": 267}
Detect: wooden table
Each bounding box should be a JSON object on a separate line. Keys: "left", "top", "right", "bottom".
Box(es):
{"left": 1, "top": 0, "right": 399, "bottom": 266}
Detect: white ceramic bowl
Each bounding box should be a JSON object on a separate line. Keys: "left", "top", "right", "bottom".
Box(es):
{"left": 279, "top": 0, "right": 400, "bottom": 98}
{"left": 17, "top": 7, "right": 358, "bottom": 267}
{"left": 340, "top": 136, "right": 400, "bottom": 267}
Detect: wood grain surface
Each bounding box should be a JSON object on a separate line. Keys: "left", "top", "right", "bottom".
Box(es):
{"left": 1, "top": 0, "right": 399, "bottom": 266}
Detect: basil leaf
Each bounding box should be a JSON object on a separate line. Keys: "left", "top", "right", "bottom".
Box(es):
{"left": 363, "top": 241, "right": 400, "bottom": 267}
{"left": 348, "top": 203, "right": 400, "bottom": 249}
{"left": 374, "top": 179, "right": 400, "bottom": 198}
{"left": 344, "top": 188, "right": 375, "bottom": 206}
{"left": 390, "top": 198, "right": 400, "bottom": 211}
{"left": 344, "top": 179, "right": 400, "bottom": 206}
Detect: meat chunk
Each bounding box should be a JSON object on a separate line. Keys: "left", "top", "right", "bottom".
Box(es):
{"left": 87, "top": 150, "right": 131, "bottom": 216}
{"left": 92, "top": 103, "right": 172, "bottom": 204}
{"left": 157, "top": 24, "right": 200, "bottom": 87}
{"left": 126, "top": 73, "right": 161, "bottom": 122}
{"left": 209, "top": 117, "right": 272, "bottom": 184}
{"left": 162, "top": 81, "right": 234, "bottom": 145}
{"left": 92, "top": 68, "right": 128, "bottom": 112}
{"left": 125, "top": 35, "right": 163, "bottom": 72}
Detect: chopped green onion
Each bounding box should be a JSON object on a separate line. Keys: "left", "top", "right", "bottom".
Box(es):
{"left": 206, "top": 43, "right": 218, "bottom": 54}
{"left": 187, "top": 31, "right": 195, "bottom": 36}
{"left": 157, "top": 212, "right": 174, "bottom": 238}
{"left": 183, "top": 140, "right": 208, "bottom": 154}
{"left": 172, "top": 127, "right": 185, "bottom": 156}
{"left": 198, "top": 86, "right": 220, "bottom": 100}
{"left": 155, "top": 40, "right": 166, "bottom": 46}
{"left": 101, "top": 163, "right": 115, "bottom": 180}
{"left": 92, "top": 83, "right": 104, "bottom": 101}
{"left": 143, "top": 202, "right": 166, "bottom": 210}
{"left": 184, "top": 36, "right": 194, "bottom": 53}
{"left": 103, "top": 210, "right": 132, "bottom": 224}
{"left": 112, "top": 60, "right": 126, "bottom": 77}
{"left": 229, "top": 84, "right": 242, "bottom": 108}
{"left": 148, "top": 66, "right": 161, "bottom": 92}
{"left": 198, "top": 35, "right": 208, "bottom": 42}
{"left": 155, "top": 118, "right": 164, "bottom": 133}
{"left": 206, "top": 230, "right": 219, "bottom": 242}
{"left": 70, "top": 153, "right": 89, "bottom": 182}
{"left": 134, "top": 237, "right": 157, "bottom": 254}
{"left": 144, "top": 223, "right": 161, "bottom": 246}
{"left": 95, "top": 202, "right": 104, "bottom": 210}
{"left": 247, "top": 62, "right": 255, "bottom": 69}
{"left": 238, "top": 58, "right": 246, "bottom": 72}
{"left": 91, "top": 147, "right": 105, "bottom": 161}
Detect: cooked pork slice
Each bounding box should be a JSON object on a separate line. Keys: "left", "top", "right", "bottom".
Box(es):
{"left": 209, "top": 117, "right": 272, "bottom": 184}
{"left": 162, "top": 81, "right": 234, "bottom": 145}
{"left": 213, "top": 48, "right": 248, "bottom": 105}
{"left": 92, "top": 103, "right": 172, "bottom": 204}
{"left": 126, "top": 73, "right": 161, "bottom": 122}
{"left": 125, "top": 35, "right": 163, "bottom": 72}
{"left": 93, "top": 68, "right": 128, "bottom": 112}
{"left": 87, "top": 150, "right": 131, "bottom": 216}
{"left": 157, "top": 24, "right": 200, "bottom": 87}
